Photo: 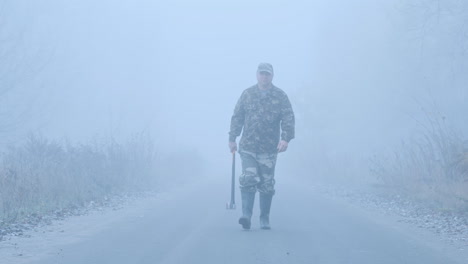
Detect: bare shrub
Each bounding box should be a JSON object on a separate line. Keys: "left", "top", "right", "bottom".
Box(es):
{"left": 370, "top": 110, "right": 468, "bottom": 211}
{"left": 0, "top": 133, "right": 159, "bottom": 223}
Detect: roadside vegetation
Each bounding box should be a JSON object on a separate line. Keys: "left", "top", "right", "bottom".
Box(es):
{"left": 370, "top": 110, "right": 468, "bottom": 212}
{"left": 368, "top": 0, "right": 468, "bottom": 212}
{"left": 0, "top": 133, "right": 159, "bottom": 226}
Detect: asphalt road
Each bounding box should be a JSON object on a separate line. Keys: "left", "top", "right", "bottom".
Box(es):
{"left": 2, "top": 175, "right": 466, "bottom": 264}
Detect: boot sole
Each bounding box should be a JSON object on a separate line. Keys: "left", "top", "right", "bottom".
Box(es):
{"left": 238, "top": 217, "right": 251, "bottom": 230}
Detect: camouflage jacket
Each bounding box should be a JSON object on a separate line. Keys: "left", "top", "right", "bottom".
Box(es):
{"left": 229, "top": 84, "right": 295, "bottom": 153}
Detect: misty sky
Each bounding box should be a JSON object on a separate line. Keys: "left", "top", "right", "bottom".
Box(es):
{"left": 2, "top": 0, "right": 467, "bottom": 173}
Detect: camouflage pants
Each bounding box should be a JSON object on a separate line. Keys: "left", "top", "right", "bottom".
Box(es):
{"left": 239, "top": 150, "right": 278, "bottom": 194}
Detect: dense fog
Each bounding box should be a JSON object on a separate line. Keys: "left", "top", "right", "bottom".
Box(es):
{"left": 2, "top": 2, "right": 468, "bottom": 263}
{"left": 1, "top": 0, "right": 467, "bottom": 185}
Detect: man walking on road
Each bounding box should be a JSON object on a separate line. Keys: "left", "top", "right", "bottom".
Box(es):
{"left": 228, "top": 63, "right": 295, "bottom": 230}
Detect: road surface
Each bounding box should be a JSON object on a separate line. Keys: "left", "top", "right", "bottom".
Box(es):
{"left": 1, "top": 175, "right": 466, "bottom": 264}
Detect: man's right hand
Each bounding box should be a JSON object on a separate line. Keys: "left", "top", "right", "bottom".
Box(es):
{"left": 229, "top": 141, "right": 237, "bottom": 153}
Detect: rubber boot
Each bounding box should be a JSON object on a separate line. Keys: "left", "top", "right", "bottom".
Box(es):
{"left": 238, "top": 191, "right": 255, "bottom": 230}
{"left": 259, "top": 193, "right": 273, "bottom": 230}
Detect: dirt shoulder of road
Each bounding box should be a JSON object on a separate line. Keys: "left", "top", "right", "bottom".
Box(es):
{"left": 0, "top": 191, "right": 167, "bottom": 264}
{"left": 310, "top": 182, "right": 468, "bottom": 263}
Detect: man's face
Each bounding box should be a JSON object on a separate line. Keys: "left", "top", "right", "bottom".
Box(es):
{"left": 256, "top": 71, "right": 273, "bottom": 87}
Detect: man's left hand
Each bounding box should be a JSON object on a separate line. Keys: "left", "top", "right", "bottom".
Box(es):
{"left": 277, "top": 140, "right": 289, "bottom": 153}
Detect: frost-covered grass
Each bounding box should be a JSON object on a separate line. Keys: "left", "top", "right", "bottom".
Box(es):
{"left": 370, "top": 113, "right": 468, "bottom": 212}
{"left": 0, "top": 134, "right": 159, "bottom": 224}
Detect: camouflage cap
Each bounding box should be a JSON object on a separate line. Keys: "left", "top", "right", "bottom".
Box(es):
{"left": 257, "top": 63, "right": 274, "bottom": 75}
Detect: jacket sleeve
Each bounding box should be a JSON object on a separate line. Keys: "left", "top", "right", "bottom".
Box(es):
{"left": 229, "top": 92, "right": 246, "bottom": 142}
{"left": 280, "top": 93, "right": 295, "bottom": 142}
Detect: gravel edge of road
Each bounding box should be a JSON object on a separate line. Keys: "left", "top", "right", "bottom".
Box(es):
{"left": 0, "top": 191, "right": 158, "bottom": 243}
{"left": 309, "top": 183, "right": 468, "bottom": 251}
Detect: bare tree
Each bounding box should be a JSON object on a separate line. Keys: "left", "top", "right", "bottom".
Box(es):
{"left": 0, "top": 0, "right": 50, "bottom": 141}
{"left": 394, "top": 0, "right": 468, "bottom": 133}
{"left": 399, "top": 0, "right": 468, "bottom": 74}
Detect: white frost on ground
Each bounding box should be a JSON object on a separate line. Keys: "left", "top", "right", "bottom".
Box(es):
{"left": 311, "top": 183, "right": 468, "bottom": 253}
{"left": 0, "top": 191, "right": 167, "bottom": 264}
